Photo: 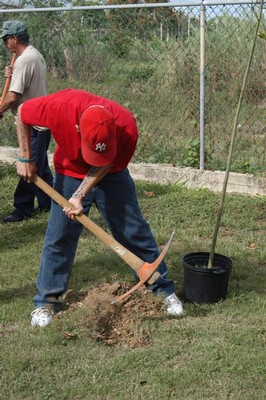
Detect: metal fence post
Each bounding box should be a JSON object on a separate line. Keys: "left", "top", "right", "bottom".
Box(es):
{"left": 200, "top": 2, "right": 206, "bottom": 171}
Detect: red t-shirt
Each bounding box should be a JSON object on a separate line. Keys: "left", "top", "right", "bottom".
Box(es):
{"left": 20, "top": 89, "right": 138, "bottom": 178}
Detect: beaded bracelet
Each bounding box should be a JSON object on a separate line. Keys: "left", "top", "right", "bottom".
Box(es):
{"left": 18, "top": 157, "right": 34, "bottom": 162}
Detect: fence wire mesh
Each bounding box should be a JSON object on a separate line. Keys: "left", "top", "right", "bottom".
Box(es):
{"left": 0, "top": 1, "right": 265, "bottom": 176}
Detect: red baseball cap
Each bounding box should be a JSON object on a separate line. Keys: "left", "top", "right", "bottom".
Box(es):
{"left": 80, "top": 105, "right": 117, "bottom": 166}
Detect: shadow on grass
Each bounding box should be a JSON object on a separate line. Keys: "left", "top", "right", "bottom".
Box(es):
{"left": 0, "top": 283, "right": 36, "bottom": 304}
{"left": 70, "top": 255, "right": 132, "bottom": 290}
{"left": 0, "top": 218, "right": 49, "bottom": 252}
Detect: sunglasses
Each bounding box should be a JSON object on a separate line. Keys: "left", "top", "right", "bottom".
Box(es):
{"left": 3, "top": 35, "right": 14, "bottom": 43}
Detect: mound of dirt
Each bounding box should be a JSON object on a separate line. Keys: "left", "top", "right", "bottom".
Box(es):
{"left": 62, "top": 282, "right": 166, "bottom": 348}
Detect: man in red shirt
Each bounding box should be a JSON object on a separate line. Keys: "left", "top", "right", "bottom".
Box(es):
{"left": 16, "top": 89, "right": 183, "bottom": 327}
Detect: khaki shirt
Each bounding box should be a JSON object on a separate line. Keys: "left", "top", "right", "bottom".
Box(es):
{"left": 9, "top": 44, "right": 47, "bottom": 116}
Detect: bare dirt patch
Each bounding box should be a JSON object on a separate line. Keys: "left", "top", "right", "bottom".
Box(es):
{"left": 61, "top": 282, "right": 166, "bottom": 348}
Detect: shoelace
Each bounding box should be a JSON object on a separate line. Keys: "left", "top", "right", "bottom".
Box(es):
{"left": 31, "top": 307, "right": 54, "bottom": 317}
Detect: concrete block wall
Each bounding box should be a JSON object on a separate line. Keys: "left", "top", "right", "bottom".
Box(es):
{"left": 0, "top": 147, "right": 265, "bottom": 196}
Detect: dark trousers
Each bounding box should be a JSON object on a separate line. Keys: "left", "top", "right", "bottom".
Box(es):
{"left": 34, "top": 170, "right": 176, "bottom": 309}
{"left": 14, "top": 127, "right": 53, "bottom": 216}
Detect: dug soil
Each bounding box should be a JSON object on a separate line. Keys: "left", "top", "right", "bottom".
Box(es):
{"left": 60, "top": 282, "right": 167, "bottom": 348}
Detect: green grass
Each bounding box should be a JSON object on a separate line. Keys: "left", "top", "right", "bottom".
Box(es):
{"left": 0, "top": 163, "right": 265, "bottom": 400}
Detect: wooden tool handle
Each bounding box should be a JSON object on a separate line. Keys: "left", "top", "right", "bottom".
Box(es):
{"left": 33, "top": 175, "right": 161, "bottom": 284}
{"left": 33, "top": 175, "right": 145, "bottom": 268}
{"left": 0, "top": 53, "right": 16, "bottom": 105}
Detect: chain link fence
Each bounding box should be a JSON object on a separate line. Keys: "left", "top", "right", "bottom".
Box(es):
{"left": 0, "top": 1, "right": 265, "bottom": 176}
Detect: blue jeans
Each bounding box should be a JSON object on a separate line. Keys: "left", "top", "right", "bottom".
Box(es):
{"left": 14, "top": 127, "right": 53, "bottom": 216}
{"left": 33, "top": 170, "right": 176, "bottom": 309}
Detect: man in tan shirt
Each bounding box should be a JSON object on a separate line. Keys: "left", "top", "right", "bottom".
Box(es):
{"left": 0, "top": 20, "right": 53, "bottom": 222}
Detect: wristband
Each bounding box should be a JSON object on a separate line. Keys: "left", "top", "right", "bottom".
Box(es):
{"left": 18, "top": 157, "right": 34, "bottom": 162}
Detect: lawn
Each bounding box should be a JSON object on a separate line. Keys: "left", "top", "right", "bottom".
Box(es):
{"left": 0, "top": 163, "right": 265, "bottom": 400}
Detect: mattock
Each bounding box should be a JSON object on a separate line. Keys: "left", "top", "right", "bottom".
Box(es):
{"left": 33, "top": 175, "right": 174, "bottom": 303}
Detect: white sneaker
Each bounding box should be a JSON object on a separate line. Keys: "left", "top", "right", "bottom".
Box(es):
{"left": 31, "top": 306, "right": 54, "bottom": 327}
{"left": 165, "top": 293, "right": 183, "bottom": 316}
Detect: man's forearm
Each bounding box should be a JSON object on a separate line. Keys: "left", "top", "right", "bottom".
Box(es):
{"left": 16, "top": 105, "right": 32, "bottom": 158}
{"left": 72, "top": 165, "right": 112, "bottom": 199}
{"left": 72, "top": 167, "right": 99, "bottom": 199}
{"left": 0, "top": 91, "right": 20, "bottom": 115}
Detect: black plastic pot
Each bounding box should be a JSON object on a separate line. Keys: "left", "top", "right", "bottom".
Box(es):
{"left": 183, "top": 252, "right": 233, "bottom": 304}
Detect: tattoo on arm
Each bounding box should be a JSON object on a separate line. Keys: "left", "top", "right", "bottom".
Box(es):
{"left": 72, "top": 167, "right": 99, "bottom": 199}
{"left": 17, "top": 115, "right": 29, "bottom": 154}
